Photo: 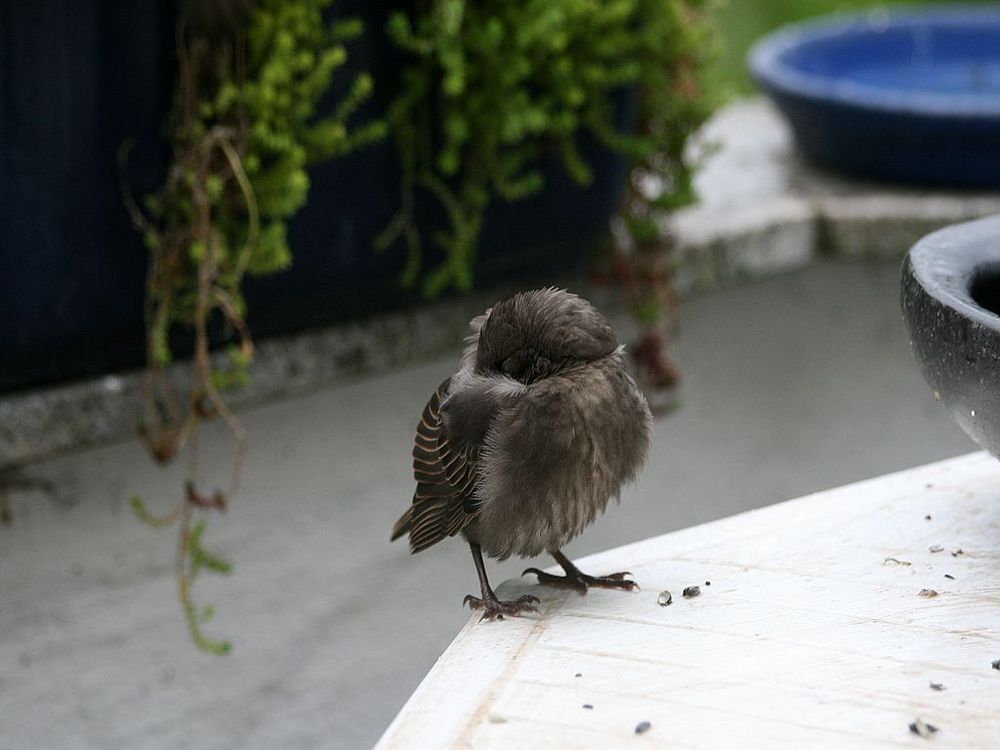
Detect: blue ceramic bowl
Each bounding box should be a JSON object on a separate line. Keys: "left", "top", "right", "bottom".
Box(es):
{"left": 749, "top": 6, "right": 1000, "bottom": 187}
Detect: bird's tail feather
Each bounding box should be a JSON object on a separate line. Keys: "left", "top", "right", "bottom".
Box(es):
{"left": 390, "top": 506, "right": 413, "bottom": 542}
{"left": 391, "top": 496, "right": 456, "bottom": 553}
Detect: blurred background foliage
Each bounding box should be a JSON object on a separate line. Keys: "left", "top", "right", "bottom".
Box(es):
{"left": 378, "top": 0, "right": 712, "bottom": 298}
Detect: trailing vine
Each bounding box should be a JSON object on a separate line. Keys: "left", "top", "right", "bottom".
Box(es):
{"left": 605, "top": 0, "right": 715, "bottom": 410}
{"left": 121, "top": 0, "right": 384, "bottom": 653}
{"left": 378, "top": 0, "right": 713, "bottom": 300}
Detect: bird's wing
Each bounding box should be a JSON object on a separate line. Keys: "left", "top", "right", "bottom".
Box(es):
{"left": 390, "top": 377, "right": 480, "bottom": 553}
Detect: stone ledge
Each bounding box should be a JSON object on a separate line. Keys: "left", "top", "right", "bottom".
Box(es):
{"left": 670, "top": 97, "right": 1000, "bottom": 288}
{"left": 0, "top": 291, "right": 501, "bottom": 466}
{"left": 4, "top": 97, "right": 1000, "bottom": 466}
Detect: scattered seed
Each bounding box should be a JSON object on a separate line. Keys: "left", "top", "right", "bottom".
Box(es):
{"left": 929, "top": 545, "right": 944, "bottom": 553}
{"left": 705, "top": 580, "right": 711, "bottom": 586}
{"left": 488, "top": 713, "right": 507, "bottom": 724}
{"left": 635, "top": 721, "right": 651, "bottom": 735}
{"left": 657, "top": 590, "right": 672, "bottom": 606}
{"left": 929, "top": 682, "right": 945, "bottom": 691}
{"left": 944, "top": 574, "right": 955, "bottom": 580}
{"left": 951, "top": 549, "right": 964, "bottom": 557}
{"left": 683, "top": 586, "right": 701, "bottom": 598}
{"left": 992, "top": 659, "right": 1000, "bottom": 670}
{"left": 582, "top": 704, "right": 593, "bottom": 710}
{"left": 925, "top": 514, "right": 932, "bottom": 520}
{"left": 918, "top": 589, "right": 939, "bottom": 598}
{"left": 884, "top": 557, "right": 912, "bottom": 566}
{"left": 909, "top": 718, "right": 939, "bottom": 738}
{"left": 575, "top": 673, "right": 582, "bottom": 678}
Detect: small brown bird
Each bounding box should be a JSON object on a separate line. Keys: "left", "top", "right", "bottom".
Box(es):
{"left": 391, "top": 288, "right": 653, "bottom": 620}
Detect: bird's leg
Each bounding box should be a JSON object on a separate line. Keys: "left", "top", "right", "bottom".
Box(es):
{"left": 463, "top": 542, "right": 540, "bottom": 621}
{"left": 524, "top": 548, "right": 638, "bottom": 594}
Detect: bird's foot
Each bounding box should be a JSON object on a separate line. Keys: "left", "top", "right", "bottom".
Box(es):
{"left": 523, "top": 567, "right": 638, "bottom": 595}
{"left": 463, "top": 593, "right": 540, "bottom": 621}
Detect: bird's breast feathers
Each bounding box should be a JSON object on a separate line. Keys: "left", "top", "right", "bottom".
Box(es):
{"left": 468, "top": 354, "right": 651, "bottom": 559}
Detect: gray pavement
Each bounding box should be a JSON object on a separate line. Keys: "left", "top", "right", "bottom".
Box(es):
{"left": 0, "top": 259, "right": 977, "bottom": 749}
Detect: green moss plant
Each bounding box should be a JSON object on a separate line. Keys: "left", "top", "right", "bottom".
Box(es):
{"left": 378, "top": 0, "right": 714, "bottom": 299}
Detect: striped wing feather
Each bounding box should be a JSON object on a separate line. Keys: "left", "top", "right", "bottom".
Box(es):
{"left": 390, "top": 378, "right": 479, "bottom": 553}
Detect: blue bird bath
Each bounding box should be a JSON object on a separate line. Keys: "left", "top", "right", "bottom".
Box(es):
{"left": 749, "top": 6, "right": 1000, "bottom": 187}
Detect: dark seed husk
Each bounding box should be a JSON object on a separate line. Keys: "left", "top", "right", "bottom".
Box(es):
{"left": 635, "top": 721, "right": 651, "bottom": 735}
{"left": 683, "top": 585, "right": 700, "bottom": 598}
{"left": 909, "top": 718, "right": 939, "bottom": 738}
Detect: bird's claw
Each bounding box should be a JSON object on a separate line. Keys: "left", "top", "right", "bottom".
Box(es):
{"left": 463, "top": 593, "right": 540, "bottom": 621}
{"left": 589, "top": 572, "right": 639, "bottom": 591}
{"left": 602, "top": 571, "right": 634, "bottom": 581}
{"left": 523, "top": 567, "right": 639, "bottom": 594}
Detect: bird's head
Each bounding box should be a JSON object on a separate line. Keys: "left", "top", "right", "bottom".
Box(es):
{"left": 475, "top": 288, "right": 617, "bottom": 383}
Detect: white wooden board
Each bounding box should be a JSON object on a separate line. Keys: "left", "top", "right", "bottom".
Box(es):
{"left": 376, "top": 452, "right": 1000, "bottom": 748}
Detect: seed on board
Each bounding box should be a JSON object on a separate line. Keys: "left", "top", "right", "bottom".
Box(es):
{"left": 944, "top": 574, "right": 955, "bottom": 580}
{"left": 918, "top": 589, "right": 939, "bottom": 598}
{"left": 883, "top": 557, "right": 912, "bottom": 566}
{"left": 575, "top": 673, "right": 582, "bottom": 678}
{"left": 705, "top": 580, "right": 711, "bottom": 586}
{"left": 951, "top": 549, "right": 964, "bottom": 557}
{"left": 991, "top": 659, "right": 1000, "bottom": 671}
{"left": 682, "top": 586, "right": 701, "bottom": 598}
{"left": 657, "top": 590, "right": 672, "bottom": 606}
{"left": 929, "top": 545, "right": 944, "bottom": 553}
{"left": 929, "top": 682, "right": 945, "bottom": 691}
{"left": 582, "top": 704, "right": 593, "bottom": 710}
{"left": 488, "top": 713, "right": 508, "bottom": 724}
{"left": 924, "top": 514, "right": 932, "bottom": 520}
{"left": 635, "top": 721, "right": 652, "bottom": 735}
{"left": 909, "top": 718, "right": 939, "bottom": 738}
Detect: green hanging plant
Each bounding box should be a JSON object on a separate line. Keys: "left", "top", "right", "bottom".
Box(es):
{"left": 604, "top": 0, "right": 715, "bottom": 410}
{"left": 120, "top": 0, "right": 385, "bottom": 653}
{"left": 377, "top": 0, "right": 714, "bottom": 299}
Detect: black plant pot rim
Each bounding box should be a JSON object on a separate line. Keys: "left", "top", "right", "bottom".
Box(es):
{"left": 907, "top": 214, "right": 1000, "bottom": 333}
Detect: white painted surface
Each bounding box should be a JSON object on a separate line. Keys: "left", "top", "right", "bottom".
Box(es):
{"left": 377, "top": 452, "right": 1000, "bottom": 749}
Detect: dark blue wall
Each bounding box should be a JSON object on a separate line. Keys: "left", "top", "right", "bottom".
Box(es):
{"left": 0, "top": 1, "right": 627, "bottom": 393}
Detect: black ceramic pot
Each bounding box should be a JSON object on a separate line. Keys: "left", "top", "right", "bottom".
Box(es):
{"left": 901, "top": 215, "right": 1000, "bottom": 458}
